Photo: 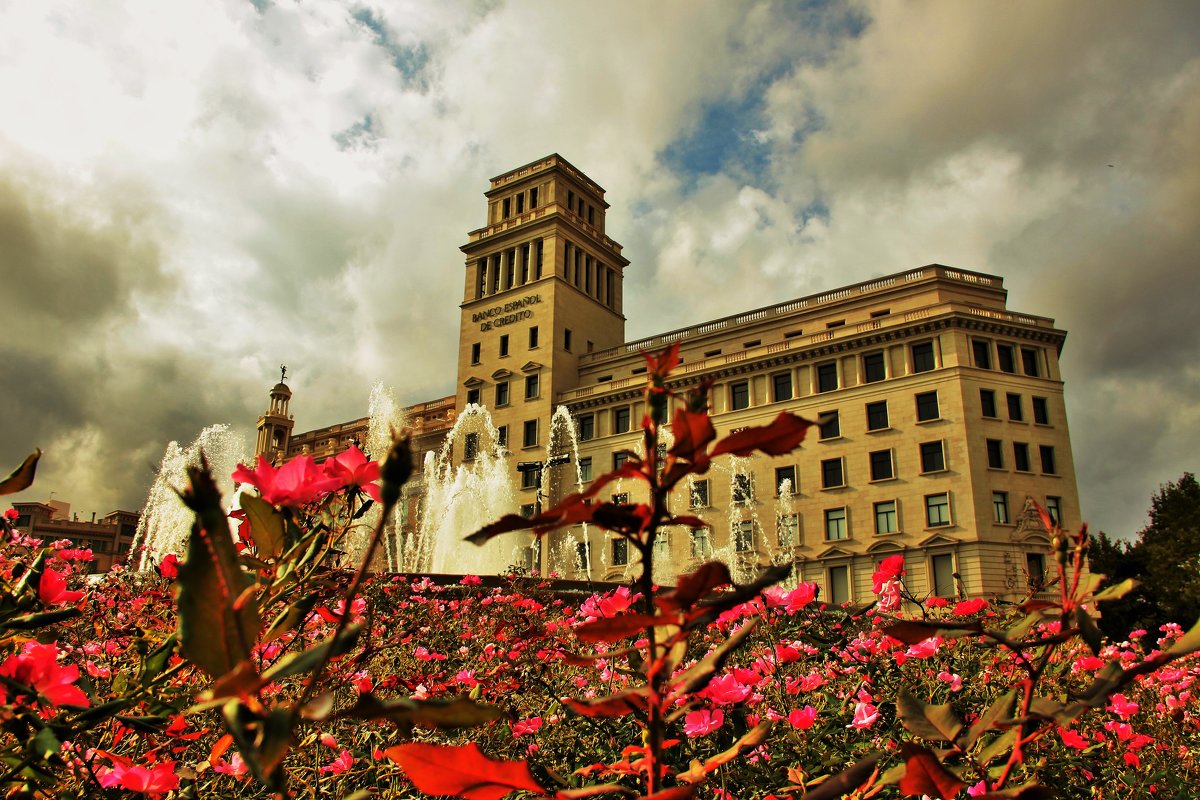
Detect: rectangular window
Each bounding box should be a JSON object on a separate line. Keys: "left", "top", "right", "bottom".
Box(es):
{"left": 497, "top": 425, "right": 508, "bottom": 448}
{"left": 502, "top": 197, "right": 511, "bottom": 219}
{"left": 993, "top": 491, "right": 1010, "bottom": 523}
{"left": 690, "top": 479, "right": 709, "bottom": 508}
{"left": 828, "top": 565, "right": 850, "bottom": 605}
{"left": 588, "top": 205, "right": 595, "bottom": 225}
{"left": 874, "top": 500, "right": 898, "bottom": 534}
{"left": 1013, "top": 442, "right": 1031, "bottom": 472}
{"left": 577, "top": 414, "right": 594, "bottom": 441}
{"left": 563, "top": 328, "right": 572, "bottom": 351}
{"left": 575, "top": 541, "right": 589, "bottom": 571}
{"left": 920, "top": 441, "right": 946, "bottom": 473}
{"left": 1045, "top": 496, "right": 1062, "bottom": 526}
{"left": 495, "top": 381, "right": 510, "bottom": 406}
{"left": 772, "top": 371, "right": 793, "bottom": 402}
{"left": 529, "top": 326, "right": 539, "bottom": 349}
{"left": 521, "top": 467, "right": 539, "bottom": 490}
{"left": 732, "top": 474, "right": 754, "bottom": 505}
{"left": 1039, "top": 445, "right": 1057, "bottom": 475}
{"left": 569, "top": 456, "right": 590, "bottom": 485}
{"left": 471, "top": 342, "right": 481, "bottom": 365}
{"left": 986, "top": 439, "right": 1004, "bottom": 469}
{"left": 1021, "top": 347, "right": 1040, "bottom": 377}
{"left": 778, "top": 514, "right": 799, "bottom": 548}
{"left": 817, "top": 362, "right": 838, "bottom": 392}
{"left": 612, "top": 538, "right": 628, "bottom": 566}
{"left": 911, "top": 341, "right": 935, "bottom": 372}
{"left": 613, "top": 452, "right": 629, "bottom": 470}
{"left": 863, "top": 352, "right": 886, "bottom": 383}
{"left": 869, "top": 449, "right": 894, "bottom": 481}
{"left": 926, "top": 493, "right": 951, "bottom": 527}
{"left": 730, "top": 381, "right": 750, "bottom": 411}
{"left": 931, "top": 553, "right": 955, "bottom": 596}
{"left": 821, "top": 457, "right": 845, "bottom": 489}
{"left": 972, "top": 339, "right": 992, "bottom": 369}
{"left": 567, "top": 189, "right": 575, "bottom": 209}
{"left": 997, "top": 344, "right": 1016, "bottom": 373}
{"left": 464, "top": 432, "right": 479, "bottom": 461}
{"left": 1027, "top": 552, "right": 1047, "bottom": 590}
{"left": 734, "top": 520, "right": 756, "bottom": 552}
{"left": 915, "top": 391, "right": 940, "bottom": 421}
{"left": 825, "top": 508, "right": 848, "bottom": 540}
{"left": 523, "top": 419, "right": 538, "bottom": 448}
{"left": 691, "top": 528, "right": 712, "bottom": 559}
{"left": 1007, "top": 393, "right": 1023, "bottom": 421}
{"left": 520, "top": 503, "right": 536, "bottom": 518}
{"left": 525, "top": 374, "right": 539, "bottom": 400}
{"left": 775, "top": 466, "right": 797, "bottom": 495}
{"left": 611, "top": 492, "right": 629, "bottom": 504}
{"left": 515, "top": 192, "right": 524, "bottom": 214}
{"left": 613, "top": 406, "right": 631, "bottom": 434}
{"left": 1032, "top": 397, "right": 1049, "bottom": 425}
{"left": 467, "top": 388, "right": 481, "bottom": 406}
{"left": 819, "top": 410, "right": 840, "bottom": 439}
{"left": 529, "top": 187, "right": 538, "bottom": 208}
{"left": 500, "top": 334, "right": 509, "bottom": 357}
{"left": 980, "top": 389, "right": 998, "bottom": 418}
{"left": 866, "top": 401, "right": 889, "bottom": 431}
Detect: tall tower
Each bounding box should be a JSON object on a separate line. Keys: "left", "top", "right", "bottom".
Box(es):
{"left": 255, "top": 366, "right": 295, "bottom": 464}
{"left": 456, "top": 154, "right": 629, "bottom": 504}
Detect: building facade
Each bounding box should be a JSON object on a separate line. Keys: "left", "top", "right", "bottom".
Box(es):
{"left": 256, "top": 154, "right": 1079, "bottom": 603}
{"left": 10, "top": 502, "right": 140, "bottom": 573}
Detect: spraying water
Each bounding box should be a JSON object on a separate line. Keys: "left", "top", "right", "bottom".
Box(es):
{"left": 365, "top": 382, "right": 407, "bottom": 571}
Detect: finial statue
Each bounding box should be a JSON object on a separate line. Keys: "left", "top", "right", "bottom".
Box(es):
{"left": 280, "top": 364, "right": 288, "bottom": 383}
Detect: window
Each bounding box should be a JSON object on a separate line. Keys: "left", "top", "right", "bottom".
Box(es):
{"left": 467, "top": 388, "right": 481, "bottom": 406}
{"left": 986, "top": 439, "right": 1004, "bottom": 469}
{"left": 775, "top": 466, "right": 797, "bottom": 496}
{"left": 500, "top": 334, "right": 510, "bottom": 357}
{"left": 525, "top": 374, "right": 540, "bottom": 400}
{"left": 613, "top": 406, "right": 631, "bottom": 434}
{"left": 915, "top": 391, "right": 940, "bottom": 422}
{"left": 575, "top": 541, "right": 589, "bottom": 571}
{"left": 874, "top": 501, "right": 898, "bottom": 534}
{"left": 516, "top": 193, "right": 524, "bottom": 214}
{"left": 821, "top": 458, "right": 845, "bottom": 489}
{"left": 495, "top": 381, "right": 510, "bottom": 406}
{"left": 1006, "top": 393, "right": 1023, "bottom": 421}
{"left": 1045, "top": 496, "right": 1062, "bottom": 526}
{"left": 521, "top": 468, "right": 539, "bottom": 490}
{"left": 734, "top": 520, "right": 756, "bottom": 552}
{"left": 1013, "top": 442, "right": 1031, "bottom": 472}
{"left": 863, "top": 352, "right": 886, "bottom": 383}
{"left": 691, "top": 528, "right": 712, "bottom": 559}
{"left": 818, "top": 410, "right": 840, "bottom": 439}
{"left": 997, "top": 344, "right": 1016, "bottom": 373}
{"left": 920, "top": 441, "right": 946, "bottom": 473}
{"left": 690, "top": 479, "right": 710, "bottom": 508}
{"left": 980, "top": 389, "right": 998, "bottom": 418}
{"left": 523, "top": 419, "right": 538, "bottom": 448}
{"left": 520, "top": 503, "right": 536, "bottom": 518}
{"left": 866, "top": 401, "right": 889, "bottom": 431}
{"left": 911, "top": 341, "right": 935, "bottom": 373}
{"left": 529, "top": 187, "right": 538, "bottom": 208}
{"left": 529, "top": 326, "right": 539, "bottom": 348}
{"left": 825, "top": 508, "right": 848, "bottom": 540}
{"left": 611, "top": 492, "right": 629, "bottom": 504}
{"left": 1027, "top": 552, "right": 1047, "bottom": 590}
{"left": 471, "top": 342, "right": 481, "bottom": 365}
{"left": 613, "top": 452, "right": 629, "bottom": 470}
{"left": 1021, "top": 347, "right": 1040, "bottom": 377}
{"left": 577, "top": 413, "right": 594, "bottom": 441}
{"left": 730, "top": 381, "right": 750, "bottom": 411}
{"left": 778, "top": 514, "right": 799, "bottom": 548}
{"left": 869, "top": 449, "right": 894, "bottom": 481}
{"left": 925, "top": 493, "right": 951, "bottom": 527}
{"left": 563, "top": 329, "right": 572, "bottom": 351}
{"left": 1032, "top": 397, "right": 1049, "bottom": 425}
{"left": 817, "top": 362, "right": 838, "bottom": 392}
{"left": 497, "top": 425, "right": 508, "bottom": 448}
{"left": 464, "top": 432, "right": 479, "bottom": 460}
{"left": 611, "top": 538, "right": 628, "bottom": 566}
{"left": 502, "top": 197, "right": 510, "bottom": 219}
{"left": 993, "top": 491, "right": 1010, "bottom": 524}
{"left": 931, "top": 553, "right": 955, "bottom": 596}
{"left": 654, "top": 530, "right": 669, "bottom": 561}
{"left": 1039, "top": 445, "right": 1057, "bottom": 475}
{"left": 732, "top": 474, "right": 754, "bottom": 505}
{"left": 828, "top": 565, "right": 850, "bottom": 605}
{"left": 972, "top": 340, "right": 992, "bottom": 369}
{"left": 578, "top": 456, "right": 592, "bottom": 483}
{"left": 772, "top": 372, "right": 793, "bottom": 402}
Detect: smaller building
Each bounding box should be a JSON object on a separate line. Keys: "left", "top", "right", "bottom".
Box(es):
{"left": 10, "top": 502, "right": 139, "bottom": 572}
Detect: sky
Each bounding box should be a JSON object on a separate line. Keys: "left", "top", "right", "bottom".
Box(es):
{"left": 1, "top": 0, "right": 1197, "bottom": 540}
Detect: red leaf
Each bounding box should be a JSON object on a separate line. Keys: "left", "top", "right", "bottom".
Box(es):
{"left": 642, "top": 788, "right": 695, "bottom": 800}
{"left": 710, "top": 412, "right": 813, "bottom": 459}
{"left": 898, "top": 744, "right": 964, "bottom": 800}
{"left": 642, "top": 343, "right": 680, "bottom": 380}
{"left": 575, "top": 614, "right": 661, "bottom": 643}
{"left": 386, "top": 742, "right": 545, "bottom": 800}
{"left": 592, "top": 503, "right": 652, "bottom": 535}
{"left": 657, "top": 562, "right": 732, "bottom": 612}
{"left": 665, "top": 515, "right": 708, "bottom": 529}
{"left": 562, "top": 689, "right": 649, "bottom": 718}
{"left": 669, "top": 409, "right": 717, "bottom": 463}
{"left": 882, "top": 619, "right": 982, "bottom": 645}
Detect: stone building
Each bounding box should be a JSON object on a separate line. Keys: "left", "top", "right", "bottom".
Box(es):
{"left": 10, "top": 502, "right": 140, "bottom": 572}
{"left": 256, "top": 154, "right": 1079, "bottom": 603}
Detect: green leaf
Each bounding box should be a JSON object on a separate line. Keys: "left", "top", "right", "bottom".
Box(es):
{"left": 239, "top": 492, "right": 286, "bottom": 558}
{"left": 1091, "top": 578, "right": 1138, "bottom": 603}
{"left": 4, "top": 607, "right": 81, "bottom": 631}
{"left": 977, "top": 728, "right": 1018, "bottom": 766}
{"left": 340, "top": 694, "right": 504, "bottom": 730}
{"left": 74, "top": 698, "right": 134, "bottom": 725}
{"left": 961, "top": 689, "right": 1016, "bottom": 749}
{"left": 896, "top": 689, "right": 963, "bottom": 742}
{"left": 222, "top": 700, "right": 293, "bottom": 792}
{"left": 30, "top": 726, "right": 60, "bottom": 760}
{"left": 262, "top": 596, "right": 320, "bottom": 643}
{"left": 138, "top": 634, "right": 178, "bottom": 688}
{"left": 1075, "top": 607, "right": 1103, "bottom": 656}
{"left": 802, "top": 752, "right": 885, "bottom": 800}
{"left": 0, "top": 450, "right": 40, "bottom": 496}
{"left": 261, "top": 624, "right": 362, "bottom": 682}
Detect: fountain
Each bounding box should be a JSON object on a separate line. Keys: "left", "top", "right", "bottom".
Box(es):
{"left": 130, "top": 423, "right": 247, "bottom": 571}
{"left": 543, "top": 406, "right": 591, "bottom": 579}
{"left": 365, "top": 382, "right": 408, "bottom": 571}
